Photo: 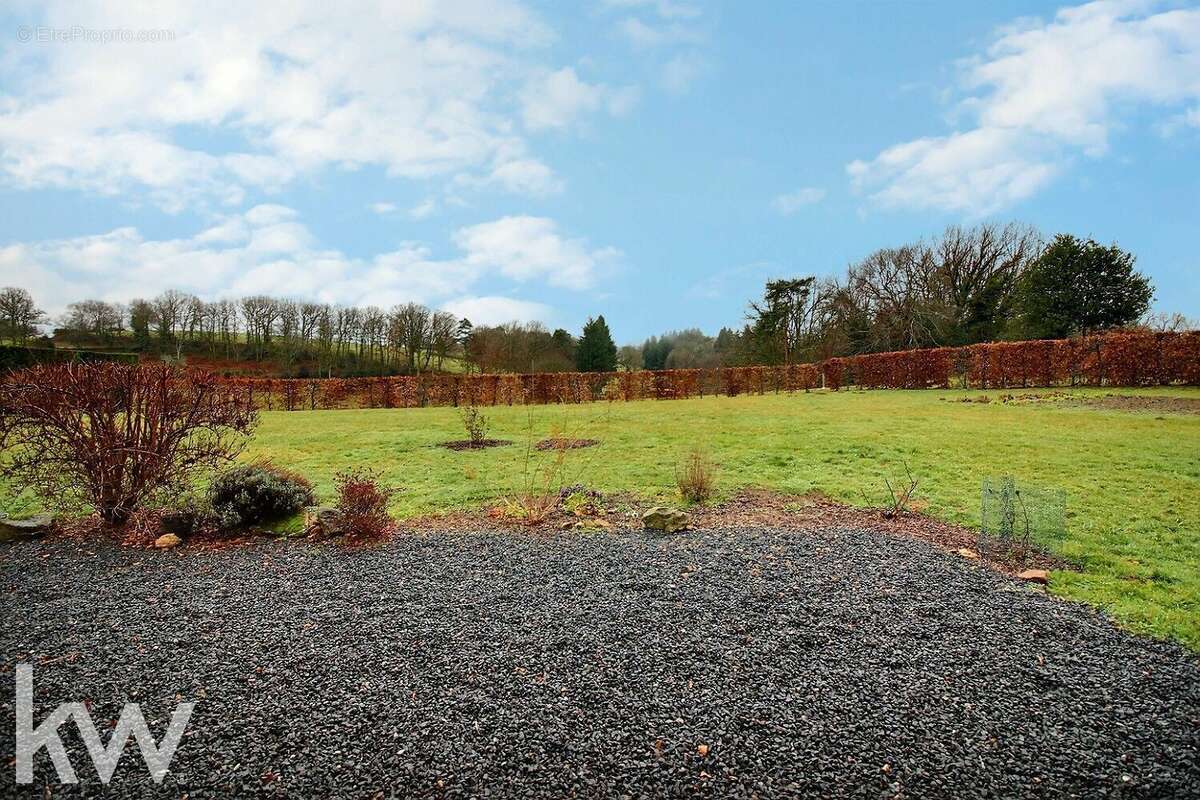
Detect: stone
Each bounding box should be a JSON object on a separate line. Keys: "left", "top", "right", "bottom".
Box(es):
{"left": 1017, "top": 569, "right": 1049, "bottom": 584}
{"left": 304, "top": 506, "right": 346, "bottom": 540}
{"left": 154, "top": 533, "right": 183, "bottom": 549}
{"left": 956, "top": 547, "right": 980, "bottom": 560}
{"left": 642, "top": 507, "right": 690, "bottom": 534}
{"left": 0, "top": 513, "right": 54, "bottom": 542}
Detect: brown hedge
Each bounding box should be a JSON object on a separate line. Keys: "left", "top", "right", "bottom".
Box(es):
{"left": 218, "top": 330, "right": 1200, "bottom": 410}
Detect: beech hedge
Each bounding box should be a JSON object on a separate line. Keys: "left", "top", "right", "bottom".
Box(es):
{"left": 216, "top": 331, "right": 1200, "bottom": 411}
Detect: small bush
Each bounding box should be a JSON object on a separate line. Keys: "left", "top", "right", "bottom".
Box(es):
{"left": 209, "top": 461, "right": 314, "bottom": 528}
{"left": 676, "top": 449, "right": 716, "bottom": 504}
{"left": 459, "top": 405, "right": 490, "bottom": 445}
{"left": 333, "top": 468, "right": 396, "bottom": 539}
{"left": 559, "top": 484, "right": 606, "bottom": 516}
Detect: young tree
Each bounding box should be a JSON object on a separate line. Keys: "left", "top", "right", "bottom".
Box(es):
{"left": 0, "top": 363, "right": 257, "bottom": 525}
{"left": 0, "top": 287, "right": 45, "bottom": 344}
{"left": 575, "top": 315, "right": 618, "bottom": 372}
{"left": 1014, "top": 235, "right": 1154, "bottom": 339}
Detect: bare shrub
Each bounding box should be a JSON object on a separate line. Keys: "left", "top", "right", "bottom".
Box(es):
{"left": 504, "top": 415, "right": 574, "bottom": 525}
{"left": 676, "top": 448, "right": 716, "bottom": 504}
{"left": 861, "top": 461, "right": 920, "bottom": 519}
{"left": 0, "top": 363, "right": 256, "bottom": 525}
{"left": 333, "top": 468, "right": 396, "bottom": 539}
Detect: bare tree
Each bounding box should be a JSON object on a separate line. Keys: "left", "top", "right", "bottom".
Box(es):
{"left": 389, "top": 303, "right": 431, "bottom": 371}
{"left": 61, "top": 300, "right": 125, "bottom": 343}
{"left": 151, "top": 290, "right": 192, "bottom": 350}
{"left": 0, "top": 287, "right": 45, "bottom": 344}
{"left": 429, "top": 311, "right": 458, "bottom": 369}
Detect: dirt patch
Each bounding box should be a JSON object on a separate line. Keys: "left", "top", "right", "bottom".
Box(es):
{"left": 40, "top": 491, "right": 1069, "bottom": 577}
{"left": 1067, "top": 394, "right": 1200, "bottom": 415}
{"left": 402, "top": 487, "right": 1070, "bottom": 578}
{"left": 684, "top": 489, "right": 1072, "bottom": 575}
{"left": 439, "top": 439, "right": 514, "bottom": 451}
{"left": 535, "top": 437, "right": 600, "bottom": 451}
{"left": 949, "top": 391, "right": 1200, "bottom": 415}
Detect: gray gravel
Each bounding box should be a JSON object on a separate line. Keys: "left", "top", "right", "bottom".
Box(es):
{"left": 2, "top": 527, "right": 1198, "bottom": 798}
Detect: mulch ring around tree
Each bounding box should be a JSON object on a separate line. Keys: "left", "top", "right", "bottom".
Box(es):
{"left": 534, "top": 437, "right": 600, "bottom": 451}
{"left": 439, "top": 439, "right": 514, "bottom": 451}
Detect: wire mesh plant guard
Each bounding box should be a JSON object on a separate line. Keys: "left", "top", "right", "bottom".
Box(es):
{"left": 980, "top": 476, "right": 1066, "bottom": 565}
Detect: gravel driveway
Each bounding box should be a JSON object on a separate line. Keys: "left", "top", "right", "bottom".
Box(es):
{"left": 2, "top": 528, "right": 1198, "bottom": 798}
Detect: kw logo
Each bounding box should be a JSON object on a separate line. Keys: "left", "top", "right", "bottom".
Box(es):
{"left": 15, "top": 664, "right": 195, "bottom": 785}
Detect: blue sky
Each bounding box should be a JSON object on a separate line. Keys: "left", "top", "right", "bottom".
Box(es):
{"left": 1, "top": 0, "right": 1198, "bottom": 344}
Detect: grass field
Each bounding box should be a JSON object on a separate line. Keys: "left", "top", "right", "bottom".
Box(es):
{"left": 2, "top": 386, "right": 1197, "bottom": 647}
{"left": 236, "top": 387, "right": 1200, "bottom": 649}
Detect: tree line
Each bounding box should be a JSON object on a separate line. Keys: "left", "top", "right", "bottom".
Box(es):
{"left": 632, "top": 226, "right": 1171, "bottom": 370}
{"left": 5, "top": 222, "right": 1184, "bottom": 378}
{"left": 18, "top": 287, "right": 624, "bottom": 378}
{"left": 44, "top": 291, "right": 467, "bottom": 376}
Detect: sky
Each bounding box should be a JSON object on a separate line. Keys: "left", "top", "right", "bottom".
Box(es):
{"left": 0, "top": 0, "right": 1198, "bottom": 344}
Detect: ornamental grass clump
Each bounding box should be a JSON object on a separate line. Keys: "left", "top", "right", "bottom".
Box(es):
{"left": 676, "top": 448, "right": 716, "bottom": 504}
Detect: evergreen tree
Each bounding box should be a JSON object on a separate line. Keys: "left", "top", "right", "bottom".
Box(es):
{"left": 575, "top": 315, "right": 618, "bottom": 372}
{"left": 128, "top": 299, "right": 155, "bottom": 351}
{"left": 1014, "top": 235, "right": 1153, "bottom": 339}
{"left": 551, "top": 328, "right": 576, "bottom": 363}
{"left": 640, "top": 335, "right": 671, "bottom": 370}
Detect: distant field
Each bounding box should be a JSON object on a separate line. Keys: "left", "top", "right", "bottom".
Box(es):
{"left": 235, "top": 387, "right": 1200, "bottom": 649}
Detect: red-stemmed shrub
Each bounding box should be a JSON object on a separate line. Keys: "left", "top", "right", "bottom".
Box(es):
{"left": 333, "top": 468, "right": 396, "bottom": 539}
{"left": 0, "top": 363, "right": 257, "bottom": 525}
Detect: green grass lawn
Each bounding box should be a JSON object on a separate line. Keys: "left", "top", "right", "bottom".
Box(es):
{"left": 241, "top": 387, "right": 1200, "bottom": 648}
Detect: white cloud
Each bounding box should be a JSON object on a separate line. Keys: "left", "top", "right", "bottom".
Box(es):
{"left": 0, "top": 1, "right": 628, "bottom": 209}
{"left": 440, "top": 295, "right": 553, "bottom": 325}
{"left": 0, "top": 208, "right": 614, "bottom": 316}
{"left": 369, "top": 202, "right": 399, "bottom": 215}
{"left": 485, "top": 158, "right": 566, "bottom": 195}
{"left": 453, "top": 216, "right": 620, "bottom": 290}
{"left": 772, "top": 187, "right": 826, "bottom": 215}
{"left": 618, "top": 18, "right": 705, "bottom": 49}
{"left": 659, "top": 52, "right": 706, "bottom": 93}
{"left": 602, "top": 0, "right": 701, "bottom": 20}
{"left": 408, "top": 198, "right": 439, "bottom": 219}
{"left": 520, "top": 67, "right": 638, "bottom": 131}
{"left": 848, "top": 128, "right": 1060, "bottom": 215}
{"left": 849, "top": 0, "right": 1200, "bottom": 215}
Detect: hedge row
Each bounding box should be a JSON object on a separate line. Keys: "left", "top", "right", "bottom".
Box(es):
{"left": 0, "top": 345, "right": 139, "bottom": 370}
{"left": 218, "top": 331, "right": 1200, "bottom": 410}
